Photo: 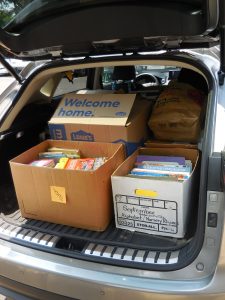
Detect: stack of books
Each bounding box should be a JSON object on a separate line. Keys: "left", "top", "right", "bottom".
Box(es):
{"left": 128, "top": 155, "right": 192, "bottom": 181}
{"left": 30, "top": 159, "right": 55, "bottom": 168}
{"left": 39, "top": 147, "right": 81, "bottom": 161}
{"left": 29, "top": 147, "right": 107, "bottom": 171}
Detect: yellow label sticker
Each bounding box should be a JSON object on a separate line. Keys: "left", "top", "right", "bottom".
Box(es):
{"left": 50, "top": 186, "right": 66, "bottom": 204}
{"left": 135, "top": 189, "right": 158, "bottom": 198}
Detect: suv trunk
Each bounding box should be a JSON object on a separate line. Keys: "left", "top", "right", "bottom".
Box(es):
{"left": 0, "top": 52, "right": 219, "bottom": 273}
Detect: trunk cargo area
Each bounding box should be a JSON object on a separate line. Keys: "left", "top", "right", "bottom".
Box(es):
{"left": 0, "top": 60, "right": 210, "bottom": 271}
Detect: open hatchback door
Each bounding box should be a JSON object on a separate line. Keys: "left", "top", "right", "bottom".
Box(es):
{"left": 0, "top": 1, "right": 221, "bottom": 56}
{"left": 0, "top": 1, "right": 224, "bottom": 300}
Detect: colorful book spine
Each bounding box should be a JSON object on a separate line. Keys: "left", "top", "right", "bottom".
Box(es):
{"left": 131, "top": 168, "right": 190, "bottom": 178}
{"left": 39, "top": 152, "right": 80, "bottom": 160}
{"left": 29, "top": 159, "right": 55, "bottom": 168}
{"left": 135, "top": 164, "right": 192, "bottom": 173}
{"left": 130, "top": 171, "right": 188, "bottom": 180}
{"left": 48, "top": 147, "right": 80, "bottom": 158}
{"left": 55, "top": 157, "right": 69, "bottom": 169}
{"left": 74, "top": 158, "right": 95, "bottom": 170}
{"left": 65, "top": 159, "right": 79, "bottom": 170}
{"left": 136, "top": 155, "right": 186, "bottom": 165}
{"left": 93, "top": 157, "right": 107, "bottom": 170}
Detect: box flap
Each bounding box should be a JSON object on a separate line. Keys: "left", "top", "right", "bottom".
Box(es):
{"left": 145, "top": 141, "right": 198, "bottom": 149}
{"left": 49, "top": 93, "right": 136, "bottom": 126}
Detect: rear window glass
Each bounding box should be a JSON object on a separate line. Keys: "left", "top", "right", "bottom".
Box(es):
{"left": 53, "top": 69, "right": 88, "bottom": 97}
{"left": 2, "top": 0, "right": 137, "bottom": 28}
{"left": 102, "top": 65, "right": 180, "bottom": 90}
{"left": 0, "top": 0, "right": 31, "bottom": 27}
{"left": 0, "top": 1, "right": 206, "bottom": 29}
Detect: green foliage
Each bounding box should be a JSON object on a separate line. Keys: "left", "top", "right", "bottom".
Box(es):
{"left": 0, "top": 0, "right": 31, "bottom": 26}
{"left": 0, "top": 9, "right": 11, "bottom": 26}
{"left": 6, "top": 0, "right": 30, "bottom": 13}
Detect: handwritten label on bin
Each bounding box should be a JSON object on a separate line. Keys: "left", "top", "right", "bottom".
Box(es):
{"left": 115, "top": 195, "right": 178, "bottom": 234}
{"left": 50, "top": 186, "right": 66, "bottom": 204}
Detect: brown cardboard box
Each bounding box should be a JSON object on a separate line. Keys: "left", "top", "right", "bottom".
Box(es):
{"left": 145, "top": 140, "right": 198, "bottom": 149}
{"left": 111, "top": 147, "right": 199, "bottom": 238}
{"left": 48, "top": 93, "right": 151, "bottom": 155}
{"left": 10, "top": 140, "right": 125, "bottom": 231}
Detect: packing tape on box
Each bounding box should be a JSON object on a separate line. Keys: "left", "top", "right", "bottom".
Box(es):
{"left": 135, "top": 189, "right": 158, "bottom": 198}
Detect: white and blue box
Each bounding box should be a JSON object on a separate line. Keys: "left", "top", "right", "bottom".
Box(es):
{"left": 48, "top": 93, "right": 151, "bottom": 155}
{"left": 111, "top": 147, "right": 199, "bottom": 238}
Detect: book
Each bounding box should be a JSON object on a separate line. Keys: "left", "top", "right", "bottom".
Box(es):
{"left": 39, "top": 151, "right": 80, "bottom": 160}
{"left": 136, "top": 155, "right": 186, "bottom": 165}
{"left": 55, "top": 157, "right": 69, "bottom": 169}
{"left": 39, "top": 152, "right": 66, "bottom": 162}
{"left": 74, "top": 158, "right": 95, "bottom": 170}
{"left": 29, "top": 159, "right": 55, "bottom": 168}
{"left": 130, "top": 168, "right": 190, "bottom": 179}
{"left": 135, "top": 161, "right": 181, "bottom": 167}
{"left": 65, "top": 157, "right": 107, "bottom": 171}
{"left": 127, "top": 173, "right": 186, "bottom": 181}
{"left": 48, "top": 147, "right": 80, "bottom": 158}
{"left": 135, "top": 161, "right": 192, "bottom": 173}
{"left": 65, "top": 159, "right": 79, "bottom": 170}
{"left": 92, "top": 157, "right": 107, "bottom": 170}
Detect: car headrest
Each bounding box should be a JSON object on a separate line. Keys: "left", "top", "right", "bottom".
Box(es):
{"left": 177, "top": 68, "right": 208, "bottom": 94}
{"left": 112, "top": 66, "right": 136, "bottom": 81}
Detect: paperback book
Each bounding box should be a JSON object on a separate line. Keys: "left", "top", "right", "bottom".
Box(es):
{"left": 128, "top": 155, "right": 192, "bottom": 181}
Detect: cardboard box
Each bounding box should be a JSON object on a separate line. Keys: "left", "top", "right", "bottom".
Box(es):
{"left": 48, "top": 93, "right": 151, "bottom": 155}
{"left": 10, "top": 140, "right": 125, "bottom": 231}
{"left": 111, "top": 147, "right": 199, "bottom": 238}
{"left": 145, "top": 140, "right": 198, "bottom": 149}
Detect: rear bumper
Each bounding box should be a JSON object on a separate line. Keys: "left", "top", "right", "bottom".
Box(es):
{"left": 0, "top": 239, "right": 225, "bottom": 300}
{"left": 0, "top": 276, "right": 74, "bottom": 300}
